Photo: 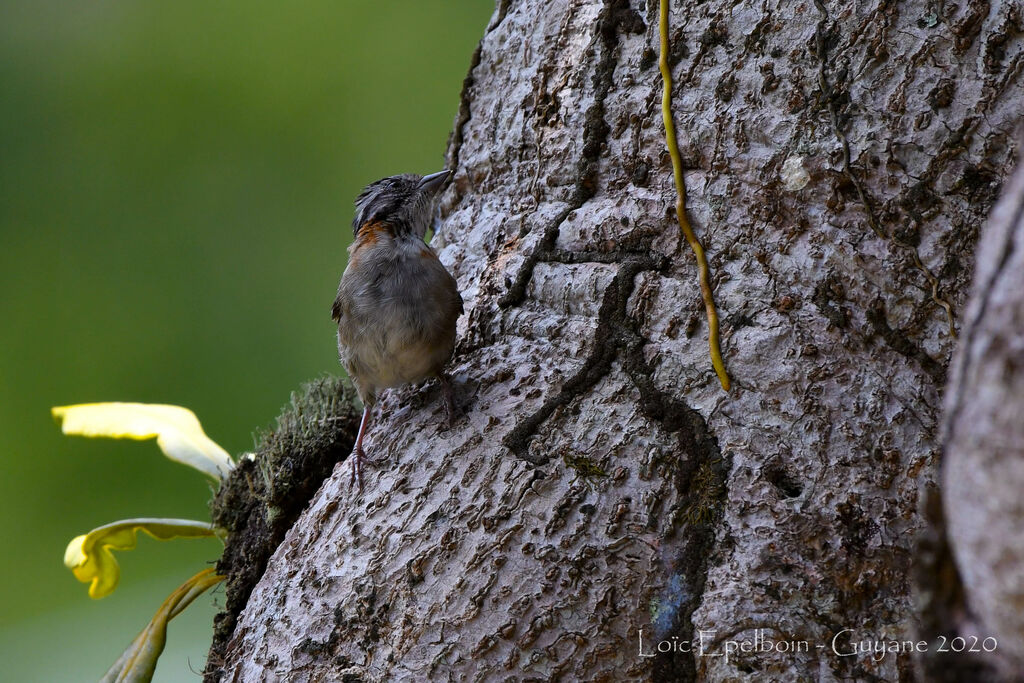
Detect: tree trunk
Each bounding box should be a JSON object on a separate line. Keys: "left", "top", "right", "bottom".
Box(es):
{"left": 917, "top": 151, "right": 1024, "bottom": 682}
{"left": 208, "top": 1, "right": 1023, "bottom": 680}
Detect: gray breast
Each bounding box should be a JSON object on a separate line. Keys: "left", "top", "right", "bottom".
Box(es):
{"left": 336, "top": 235, "right": 462, "bottom": 396}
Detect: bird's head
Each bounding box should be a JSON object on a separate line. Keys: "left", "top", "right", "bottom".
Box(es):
{"left": 352, "top": 170, "right": 450, "bottom": 240}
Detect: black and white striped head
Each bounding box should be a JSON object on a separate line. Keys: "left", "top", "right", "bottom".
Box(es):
{"left": 352, "top": 170, "right": 450, "bottom": 240}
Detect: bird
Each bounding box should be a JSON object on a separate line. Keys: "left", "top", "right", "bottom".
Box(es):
{"left": 331, "top": 170, "right": 463, "bottom": 488}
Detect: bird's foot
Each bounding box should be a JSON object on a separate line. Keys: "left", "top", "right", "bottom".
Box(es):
{"left": 349, "top": 403, "right": 372, "bottom": 490}
{"left": 349, "top": 444, "right": 366, "bottom": 489}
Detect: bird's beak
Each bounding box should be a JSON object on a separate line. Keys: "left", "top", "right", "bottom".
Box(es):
{"left": 418, "top": 170, "right": 451, "bottom": 193}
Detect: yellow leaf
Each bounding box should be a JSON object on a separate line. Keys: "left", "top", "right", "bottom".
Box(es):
{"left": 64, "top": 518, "right": 218, "bottom": 599}
{"left": 102, "top": 568, "right": 224, "bottom": 683}
{"left": 52, "top": 403, "right": 234, "bottom": 480}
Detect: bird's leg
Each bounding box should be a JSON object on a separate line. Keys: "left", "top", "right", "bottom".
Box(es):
{"left": 351, "top": 405, "right": 371, "bottom": 489}
{"left": 438, "top": 372, "right": 458, "bottom": 428}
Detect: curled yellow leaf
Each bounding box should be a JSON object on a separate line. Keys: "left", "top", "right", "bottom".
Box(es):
{"left": 64, "top": 518, "right": 218, "bottom": 599}
{"left": 102, "top": 568, "right": 224, "bottom": 683}
{"left": 52, "top": 403, "right": 234, "bottom": 480}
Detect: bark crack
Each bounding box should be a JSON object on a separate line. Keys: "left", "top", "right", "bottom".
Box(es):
{"left": 499, "top": 0, "right": 644, "bottom": 309}
{"left": 623, "top": 319, "right": 728, "bottom": 683}
{"left": 503, "top": 252, "right": 669, "bottom": 464}
{"left": 499, "top": 0, "right": 655, "bottom": 462}
{"left": 501, "top": 244, "right": 728, "bottom": 682}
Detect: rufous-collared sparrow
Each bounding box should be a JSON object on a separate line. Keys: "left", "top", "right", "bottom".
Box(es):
{"left": 332, "top": 170, "right": 463, "bottom": 487}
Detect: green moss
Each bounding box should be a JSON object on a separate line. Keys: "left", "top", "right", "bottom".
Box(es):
{"left": 205, "top": 376, "right": 360, "bottom": 680}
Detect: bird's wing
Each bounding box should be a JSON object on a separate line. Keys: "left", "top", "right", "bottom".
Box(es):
{"left": 331, "top": 291, "right": 344, "bottom": 322}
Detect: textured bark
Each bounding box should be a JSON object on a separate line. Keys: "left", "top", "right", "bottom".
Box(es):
{"left": 922, "top": 151, "right": 1024, "bottom": 681}
{"left": 211, "top": 1, "right": 1023, "bottom": 681}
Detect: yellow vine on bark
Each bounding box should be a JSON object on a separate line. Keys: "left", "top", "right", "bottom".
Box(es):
{"left": 659, "top": 0, "right": 730, "bottom": 391}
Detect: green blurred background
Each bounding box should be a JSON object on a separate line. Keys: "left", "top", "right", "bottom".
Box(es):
{"left": 0, "top": 1, "right": 493, "bottom": 679}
